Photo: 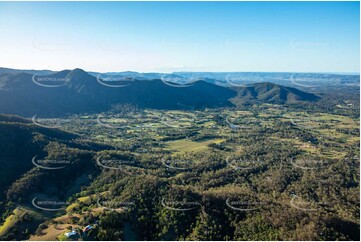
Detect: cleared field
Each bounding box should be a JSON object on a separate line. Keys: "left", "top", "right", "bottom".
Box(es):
{"left": 0, "top": 206, "right": 44, "bottom": 237}
{"left": 29, "top": 213, "right": 82, "bottom": 241}
{"left": 165, "top": 138, "right": 225, "bottom": 153}
{"left": 0, "top": 209, "right": 20, "bottom": 237}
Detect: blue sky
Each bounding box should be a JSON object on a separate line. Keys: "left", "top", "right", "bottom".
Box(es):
{"left": 0, "top": 1, "right": 359, "bottom": 73}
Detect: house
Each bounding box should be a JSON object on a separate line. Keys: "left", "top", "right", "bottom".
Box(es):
{"left": 65, "top": 230, "right": 78, "bottom": 238}
{"left": 83, "top": 225, "right": 93, "bottom": 234}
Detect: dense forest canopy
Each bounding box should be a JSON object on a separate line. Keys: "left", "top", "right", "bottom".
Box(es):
{"left": 0, "top": 69, "right": 359, "bottom": 241}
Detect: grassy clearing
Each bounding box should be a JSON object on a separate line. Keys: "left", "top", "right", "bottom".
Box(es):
{"left": 66, "top": 196, "right": 91, "bottom": 213}
{"left": 0, "top": 206, "right": 43, "bottom": 237}
{"left": 29, "top": 207, "right": 105, "bottom": 241}
{"left": 165, "top": 138, "right": 225, "bottom": 153}
{"left": 0, "top": 209, "right": 20, "bottom": 236}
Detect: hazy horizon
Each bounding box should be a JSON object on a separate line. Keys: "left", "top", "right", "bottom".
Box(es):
{"left": 1, "top": 66, "right": 360, "bottom": 76}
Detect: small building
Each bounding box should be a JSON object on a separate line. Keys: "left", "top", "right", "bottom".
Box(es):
{"left": 65, "top": 230, "right": 78, "bottom": 238}
{"left": 83, "top": 225, "right": 93, "bottom": 233}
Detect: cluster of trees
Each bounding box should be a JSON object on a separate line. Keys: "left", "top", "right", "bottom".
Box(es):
{"left": 0, "top": 98, "right": 359, "bottom": 241}
{"left": 69, "top": 131, "right": 358, "bottom": 240}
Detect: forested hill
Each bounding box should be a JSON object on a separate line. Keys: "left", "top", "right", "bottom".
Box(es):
{"left": 0, "top": 69, "right": 236, "bottom": 117}
{"left": 231, "top": 82, "right": 320, "bottom": 105}
{"left": 0, "top": 114, "right": 111, "bottom": 200}
{"left": 0, "top": 114, "right": 113, "bottom": 240}
{"left": 0, "top": 68, "right": 324, "bottom": 117}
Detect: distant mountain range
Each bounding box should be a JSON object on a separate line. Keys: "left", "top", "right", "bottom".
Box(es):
{"left": 0, "top": 67, "right": 333, "bottom": 117}
{"left": 85, "top": 71, "right": 361, "bottom": 91}
{"left": 1, "top": 67, "right": 359, "bottom": 89}
{"left": 0, "top": 69, "right": 235, "bottom": 116}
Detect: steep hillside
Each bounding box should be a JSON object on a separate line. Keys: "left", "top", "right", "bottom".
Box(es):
{"left": 0, "top": 115, "right": 111, "bottom": 240}
{"left": 0, "top": 115, "right": 78, "bottom": 197}
{"left": 0, "top": 69, "right": 236, "bottom": 117}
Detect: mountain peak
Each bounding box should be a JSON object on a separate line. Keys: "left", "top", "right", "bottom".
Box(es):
{"left": 68, "top": 68, "right": 89, "bottom": 76}
{"left": 72, "top": 68, "right": 86, "bottom": 72}
{"left": 66, "top": 68, "right": 95, "bottom": 82}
